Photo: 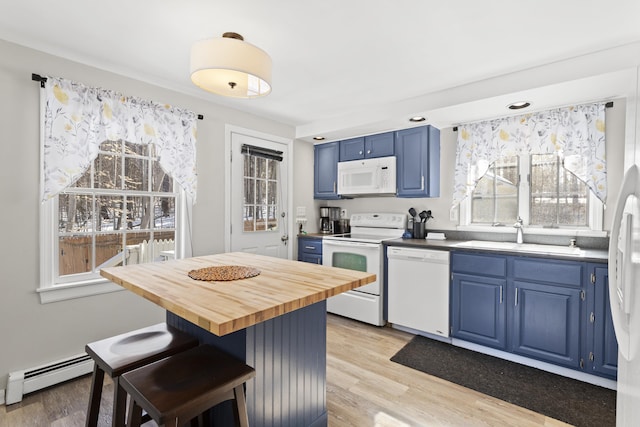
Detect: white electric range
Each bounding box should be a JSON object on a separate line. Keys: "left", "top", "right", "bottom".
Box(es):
{"left": 322, "top": 213, "right": 406, "bottom": 326}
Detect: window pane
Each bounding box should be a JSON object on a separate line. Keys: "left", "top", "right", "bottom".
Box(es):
{"left": 126, "top": 196, "right": 152, "bottom": 229}
{"left": 244, "top": 205, "right": 255, "bottom": 232}
{"left": 268, "top": 205, "right": 278, "bottom": 231}
{"left": 100, "top": 140, "right": 120, "bottom": 154}
{"left": 257, "top": 180, "right": 266, "bottom": 204}
{"left": 242, "top": 153, "right": 280, "bottom": 233}
{"left": 96, "top": 196, "right": 125, "bottom": 231}
{"left": 530, "top": 154, "right": 588, "bottom": 226}
{"left": 256, "top": 157, "right": 267, "bottom": 178}
{"left": 244, "top": 178, "right": 255, "bottom": 204}
{"left": 95, "top": 233, "right": 124, "bottom": 268}
{"left": 94, "top": 154, "right": 121, "bottom": 189}
{"left": 471, "top": 156, "right": 518, "bottom": 224}
{"left": 154, "top": 197, "right": 175, "bottom": 229}
{"left": 152, "top": 163, "right": 172, "bottom": 193}
{"left": 268, "top": 181, "right": 277, "bottom": 204}
{"left": 124, "top": 157, "right": 149, "bottom": 191}
{"left": 58, "top": 193, "right": 93, "bottom": 232}
{"left": 59, "top": 234, "right": 94, "bottom": 275}
{"left": 268, "top": 160, "right": 278, "bottom": 180}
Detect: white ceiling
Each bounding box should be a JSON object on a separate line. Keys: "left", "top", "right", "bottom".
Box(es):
{"left": 2, "top": 0, "right": 640, "bottom": 142}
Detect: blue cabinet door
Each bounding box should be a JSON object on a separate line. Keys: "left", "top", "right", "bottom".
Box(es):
{"left": 314, "top": 142, "right": 340, "bottom": 199}
{"left": 364, "top": 132, "right": 394, "bottom": 158}
{"left": 340, "top": 133, "right": 394, "bottom": 161}
{"left": 592, "top": 265, "right": 618, "bottom": 379}
{"left": 395, "top": 126, "right": 440, "bottom": 198}
{"left": 451, "top": 273, "right": 507, "bottom": 350}
{"left": 511, "top": 280, "right": 581, "bottom": 368}
{"left": 298, "top": 236, "right": 323, "bottom": 265}
{"left": 339, "top": 137, "right": 365, "bottom": 161}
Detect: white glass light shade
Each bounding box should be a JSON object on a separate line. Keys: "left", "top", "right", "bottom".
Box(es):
{"left": 190, "top": 36, "right": 272, "bottom": 98}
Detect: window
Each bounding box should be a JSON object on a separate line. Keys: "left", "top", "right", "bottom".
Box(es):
{"left": 530, "top": 154, "right": 588, "bottom": 227}
{"left": 241, "top": 146, "right": 282, "bottom": 232}
{"left": 466, "top": 153, "right": 601, "bottom": 232}
{"left": 40, "top": 139, "right": 182, "bottom": 302}
{"left": 471, "top": 156, "right": 519, "bottom": 225}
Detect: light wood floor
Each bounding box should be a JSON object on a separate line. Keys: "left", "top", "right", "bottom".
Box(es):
{"left": 1, "top": 315, "right": 570, "bottom": 426}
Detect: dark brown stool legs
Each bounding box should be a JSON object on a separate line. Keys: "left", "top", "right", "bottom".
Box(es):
{"left": 84, "top": 323, "right": 199, "bottom": 427}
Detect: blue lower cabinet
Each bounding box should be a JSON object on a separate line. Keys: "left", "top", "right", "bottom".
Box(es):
{"left": 511, "top": 280, "right": 581, "bottom": 368}
{"left": 451, "top": 251, "right": 616, "bottom": 379}
{"left": 298, "top": 236, "right": 323, "bottom": 265}
{"left": 451, "top": 273, "right": 507, "bottom": 349}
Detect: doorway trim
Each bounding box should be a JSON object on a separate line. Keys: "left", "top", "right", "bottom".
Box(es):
{"left": 224, "top": 124, "right": 294, "bottom": 259}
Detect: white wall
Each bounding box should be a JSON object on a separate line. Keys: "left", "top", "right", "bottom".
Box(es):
{"left": 0, "top": 39, "right": 295, "bottom": 392}
{"left": 309, "top": 102, "right": 627, "bottom": 234}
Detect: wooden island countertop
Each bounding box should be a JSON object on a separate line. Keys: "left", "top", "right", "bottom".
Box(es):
{"left": 100, "top": 252, "right": 375, "bottom": 336}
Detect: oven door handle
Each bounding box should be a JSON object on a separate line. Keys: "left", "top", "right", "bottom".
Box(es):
{"left": 323, "top": 240, "right": 380, "bottom": 249}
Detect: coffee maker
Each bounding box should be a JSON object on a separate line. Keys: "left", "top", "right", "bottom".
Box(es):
{"left": 319, "top": 207, "right": 341, "bottom": 234}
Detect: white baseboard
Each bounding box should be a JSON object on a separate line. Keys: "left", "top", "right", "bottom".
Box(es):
{"left": 0, "top": 389, "right": 5, "bottom": 405}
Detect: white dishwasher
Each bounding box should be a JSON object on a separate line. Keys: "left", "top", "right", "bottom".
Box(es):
{"left": 387, "top": 246, "right": 450, "bottom": 338}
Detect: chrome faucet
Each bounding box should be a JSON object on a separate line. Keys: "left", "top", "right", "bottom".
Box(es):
{"left": 514, "top": 216, "right": 524, "bottom": 244}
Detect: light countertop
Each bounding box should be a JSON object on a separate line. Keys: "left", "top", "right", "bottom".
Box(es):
{"left": 101, "top": 252, "right": 375, "bottom": 336}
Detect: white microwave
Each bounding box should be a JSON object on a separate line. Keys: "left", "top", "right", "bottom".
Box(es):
{"left": 337, "top": 156, "right": 396, "bottom": 196}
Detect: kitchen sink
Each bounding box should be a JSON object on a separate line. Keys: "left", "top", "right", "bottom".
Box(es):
{"left": 455, "top": 240, "right": 584, "bottom": 256}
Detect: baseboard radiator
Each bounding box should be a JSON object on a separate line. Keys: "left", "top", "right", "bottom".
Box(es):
{"left": 5, "top": 353, "right": 94, "bottom": 405}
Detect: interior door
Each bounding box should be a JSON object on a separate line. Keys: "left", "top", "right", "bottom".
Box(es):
{"left": 230, "top": 131, "right": 289, "bottom": 258}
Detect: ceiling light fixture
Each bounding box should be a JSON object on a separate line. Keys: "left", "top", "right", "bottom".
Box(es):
{"left": 313, "top": 136, "right": 325, "bottom": 141}
{"left": 409, "top": 116, "right": 426, "bottom": 122}
{"left": 508, "top": 101, "right": 531, "bottom": 110}
{"left": 190, "top": 32, "right": 272, "bottom": 98}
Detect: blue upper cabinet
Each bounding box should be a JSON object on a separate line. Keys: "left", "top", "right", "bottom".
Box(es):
{"left": 340, "top": 132, "right": 394, "bottom": 161}
{"left": 339, "top": 137, "right": 365, "bottom": 161}
{"left": 314, "top": 142, "right": 340, "bottom": 199}
{"left": 395, "top": 126, "right": 440, "bottom": 198}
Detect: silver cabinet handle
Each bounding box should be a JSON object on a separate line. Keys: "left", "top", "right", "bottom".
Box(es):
{"left": 367, "top": 149, "right": 371, "bottom": 154}
{"left": 500, "top": 286, "right": 503, "bottom": 304}
{"left": 305, "top": 246, "right": 315, "bottom": 250}
{"left": 359, "top": 150, "right": 363, "bottom": 155}
{"left": 333, "top": 181, "right": 336, "bottom": 192}
{"left": 515, "top": 288, "right": 519, "bottom": 306}
{"left": 421, "top": 175, "right": 424, "bottom": 191}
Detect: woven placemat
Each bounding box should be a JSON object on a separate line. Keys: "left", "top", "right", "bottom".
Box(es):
{"left": 188, "top": 265, "right": 261, "bottom": 281}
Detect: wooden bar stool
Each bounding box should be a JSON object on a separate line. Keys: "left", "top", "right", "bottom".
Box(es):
{"left": 85, "top": 323, "right": 199, "bottom": 427}
{"left": 120, "top": 344, "right": 256, "bottom": 427}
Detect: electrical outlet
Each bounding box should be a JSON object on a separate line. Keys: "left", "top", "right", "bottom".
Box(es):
{"left": 340, "top": 208, "right": 348, "bottom": 219}
{"left": 296, "top": 206, "right": 306, "bottom": 217}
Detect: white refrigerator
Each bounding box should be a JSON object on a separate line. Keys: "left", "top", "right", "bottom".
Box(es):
{"left": 609, "top": 90, "right": 640, "bottom": 424}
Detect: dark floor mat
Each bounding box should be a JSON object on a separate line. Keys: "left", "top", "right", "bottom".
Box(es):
{"left": 391, "top": 335, "right": 615, "bottom": 427}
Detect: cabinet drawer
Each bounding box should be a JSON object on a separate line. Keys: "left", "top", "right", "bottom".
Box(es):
{"left": 513, "top": 258, "right": 582, "bottom": 288}
{"left": 299, "top": 238, "right": 322, "bottom": 255}
{"left": 452, "top": 252, "right": 507, "bottom": 277}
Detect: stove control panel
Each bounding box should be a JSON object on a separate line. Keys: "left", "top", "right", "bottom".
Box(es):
{"left": 350, "top": 213, "right": 407, "bottom": 229}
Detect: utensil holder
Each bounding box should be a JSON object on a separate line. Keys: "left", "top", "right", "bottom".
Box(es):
{"left": 413, "top": 222, "right": 425, "bottom": 239}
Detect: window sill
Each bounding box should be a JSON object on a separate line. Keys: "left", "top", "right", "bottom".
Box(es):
{"left": 37, "top": 279, "right": 123, "bottom": 304}
{"left": 456, "top": 225, "right": 608, "bottom": 238}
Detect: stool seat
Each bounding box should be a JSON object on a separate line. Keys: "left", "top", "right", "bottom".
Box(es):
{"left": 85, "top": 323, "right": 199, "bottom": 427}
{"left": 120, "top": 345, "right": 256, "bottom": 427}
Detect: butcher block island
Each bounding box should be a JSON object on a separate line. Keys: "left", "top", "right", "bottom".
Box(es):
{"left": 100, "top": 252, "right": 376, "bottom": 427}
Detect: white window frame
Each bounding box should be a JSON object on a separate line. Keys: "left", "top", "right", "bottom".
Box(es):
{"left": 459, "top": 154, "right": 605, "bottom": 238}
{"left": 38, "top": 190, "right": 192, "bottom": 303}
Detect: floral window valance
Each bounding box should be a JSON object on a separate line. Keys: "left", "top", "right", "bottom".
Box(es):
{"left": 452, "top": 102, "right": 606, "bottom": 208}
{"left": 42, "top": 76, "right": 198, "bottom": 201}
